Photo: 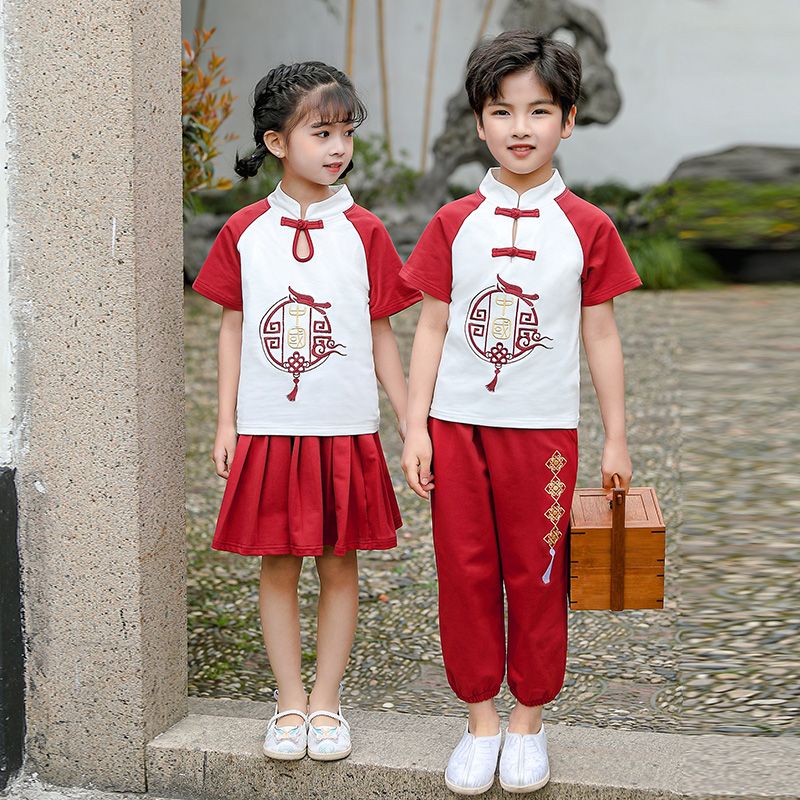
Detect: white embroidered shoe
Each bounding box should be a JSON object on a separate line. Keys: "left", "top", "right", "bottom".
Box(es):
{"left": 498, "top": 722, "right": 551, "bottom": 793}
{"left": 262, "top": 690, "right": 308, "bottom": 761}
{"left": 307, "top": 705, "right": 352, "bottom": 761}
{"left": 444, "top": 725, "right": 502, "bottom": 795}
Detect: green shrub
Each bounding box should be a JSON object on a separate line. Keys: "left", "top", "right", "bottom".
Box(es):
{"left": 347, "top": 134, "right": 421, "bottom": 207}
{"left": 623, "top": 234, "right": 722, "bottom": 290}
{"left": 570, "top": 182, "right": 643, "bottom": 221}
{"left": 637, "top": 180, "right": 800, "bottom": 250}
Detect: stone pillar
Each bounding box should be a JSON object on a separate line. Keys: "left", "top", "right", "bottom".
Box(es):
{"left": 5, "top": 0, "right": 186, "bottom": 790}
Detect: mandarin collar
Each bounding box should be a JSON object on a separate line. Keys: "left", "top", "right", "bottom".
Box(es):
{"left": 268, "top": 181, "right": 354, "bottom": 220}
{"left": 478, "top": 167, "right": 566, "bottom": 208}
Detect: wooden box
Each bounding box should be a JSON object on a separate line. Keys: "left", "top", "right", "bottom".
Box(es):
{"left": 568, "top": 483, "right": 666, "bottom": 611}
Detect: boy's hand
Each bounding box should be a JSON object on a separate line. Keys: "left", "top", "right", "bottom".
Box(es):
{"left": 601, "top": 437, "right": 632, "bottom": 501}
{"left": 401, "top": 427, "right": 435, "bottom": 499}
{"left": 213, "top": 423, "right": 238, "bottom": 479}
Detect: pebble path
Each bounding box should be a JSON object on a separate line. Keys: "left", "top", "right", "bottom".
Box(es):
{"left": 185, "top": 285, "right": 798, "bottom": 736}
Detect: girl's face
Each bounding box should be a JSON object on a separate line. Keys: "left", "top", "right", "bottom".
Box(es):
{"left": 265, "top": 114, "right": 355, "bottom": 187}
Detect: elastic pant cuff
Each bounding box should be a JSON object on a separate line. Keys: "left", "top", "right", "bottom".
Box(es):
{"left": 509, "top": 688, "right": 561, "bottom": 708}
{"left": 456, "top": 687, "right": 501, "bottom": 704}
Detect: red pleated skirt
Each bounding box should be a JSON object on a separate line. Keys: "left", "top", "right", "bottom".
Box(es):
{"left": 211, "top": 432, "right": 402, "bottom": 557}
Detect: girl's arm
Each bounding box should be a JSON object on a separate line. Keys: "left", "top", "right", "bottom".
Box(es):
{"left": 213, "top": 308, "right": 243, "bottom": 479}
{"left": 371, "top": 316, "right": 409, "bottom": 440}
{"left": 401, "top": 293, "right": 449, "bottom": 499}
{"left": 580, "top": 299, "right": 633, "bottom": 500}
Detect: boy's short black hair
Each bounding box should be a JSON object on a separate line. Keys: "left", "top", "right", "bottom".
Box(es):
{"left": 465, "top": 29, "right": 582, "bottom": 125}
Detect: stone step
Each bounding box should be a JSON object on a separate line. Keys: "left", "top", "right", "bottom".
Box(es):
{"left": 144, "top": 698, "right": 798, "bottom": 800}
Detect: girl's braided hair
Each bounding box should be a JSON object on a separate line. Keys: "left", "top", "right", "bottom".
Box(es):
{"left": 234, "top": 61, "right": 367, "bottom": 179}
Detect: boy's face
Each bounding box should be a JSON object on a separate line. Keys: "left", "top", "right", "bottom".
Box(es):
{"left": 476, "top": 69, "right": 576, "bottom": 179}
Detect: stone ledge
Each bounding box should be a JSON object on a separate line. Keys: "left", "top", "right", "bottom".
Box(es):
{"left": 143, "top": 698, "right": 799, "bottom": 800}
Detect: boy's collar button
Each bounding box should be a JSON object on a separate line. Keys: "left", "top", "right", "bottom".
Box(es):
{"left": 495, "top": 206, "right": 540, "bottom": 219}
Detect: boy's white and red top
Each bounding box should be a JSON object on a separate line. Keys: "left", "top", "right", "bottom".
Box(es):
{"left": 400, "top": 168, "right": 642, "bottom": 429}
{"left": 193, "top": 182, "right": 421, "bottom": 436}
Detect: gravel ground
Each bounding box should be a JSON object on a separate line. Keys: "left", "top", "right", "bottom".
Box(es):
{"left": 185, "top": 284, "right": 798, "bottom": 736}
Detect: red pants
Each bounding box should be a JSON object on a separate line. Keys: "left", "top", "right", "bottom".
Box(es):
{"left": 428, "top": 418, "right": 578, "bottom": 707}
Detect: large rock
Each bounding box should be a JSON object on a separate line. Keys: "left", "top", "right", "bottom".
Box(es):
{"left": 669, "top": 145, "right": 800, "bottom": 184}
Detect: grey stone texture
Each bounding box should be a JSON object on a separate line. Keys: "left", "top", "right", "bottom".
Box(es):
{"left": 6, "top": 0, "right": 186, "bottom": 790}
{"left": 142, "top": 697, "right": 800, "bottom": 800}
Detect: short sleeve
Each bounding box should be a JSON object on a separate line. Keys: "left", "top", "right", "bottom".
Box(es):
{"left": 365, "top": 222, "right": 422, "bottom": 319}
{"left": 192, "top": 221, "right": 243, "bottom": 311}
{"left": 399, "top": 212, "right": 453, "bottom": 303}
{"left": 580, "top": 218, "right": 643, "bottom": 307}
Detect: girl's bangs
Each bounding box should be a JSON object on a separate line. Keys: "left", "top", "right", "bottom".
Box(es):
{"left": 297, "top": 82, "right": 367, "bottom": 128}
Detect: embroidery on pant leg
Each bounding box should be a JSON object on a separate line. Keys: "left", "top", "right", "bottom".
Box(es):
{"left": 464, "top": 274, "right": 553, "bottom": 393}
{"left": 260, "top": 286, "right": 346, "bottom": 401}
{"left": 542, "top": 450, "right": 568, "bottom": 584}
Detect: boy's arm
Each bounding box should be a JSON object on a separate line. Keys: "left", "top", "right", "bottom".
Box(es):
{"left": 580, "top": 299, "right": 633, "bottom": 500}
{"left": 371, "top": 316, "right": 409, "bottom": 440}
{"left": 213, "top": 307, "right": 242, "bottom": 479}
{"left": 401, "top": 293, "right": 449, "bottom": 499}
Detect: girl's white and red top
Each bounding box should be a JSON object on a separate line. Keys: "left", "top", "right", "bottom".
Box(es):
{"left": 400, "top": 168, "right": 642, "bottom": 429}
{"left": 192, "top": 182, "right": 421, "bottom": 436}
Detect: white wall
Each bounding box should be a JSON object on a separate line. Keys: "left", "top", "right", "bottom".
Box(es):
{"left": 182, "top": 0, "right": 799, "bottom": 188}
{"left": 559, "top": 0, "right": 800, "bottom": 185}
{"left": 181, "top": 0, "right": 497, "bottom": 175}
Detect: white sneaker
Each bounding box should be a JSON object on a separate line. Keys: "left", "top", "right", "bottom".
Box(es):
{"left": 307, "top": 706, "right": 352, "bottom": 761}
{"left": 444, "top": 725, "right": 501, "bottom": 795}
{"left": 262, "top": 690, "right": 308, "bottom": 761}
{"left": 499, "top": 722, "right": 550, "bottom": 793}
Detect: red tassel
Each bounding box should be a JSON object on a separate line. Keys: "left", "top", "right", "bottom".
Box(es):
{"left": 485, "top": 369, "right": 499, "bottom": 392}
{"left": 287, "top": 378, "right": 299, "bottom": 402}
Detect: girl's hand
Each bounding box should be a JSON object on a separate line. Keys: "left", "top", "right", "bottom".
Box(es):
{"left": 396, "top": 417, "right": 408, "bottom": 442}
{"left": 601, "top": 437, "right": 632, "bottom": 501}
{"left": 213, "top": 423, "right": 238, "bottom": 479}
{"left": 401, "top": 426, "right": 434, "bottom": 499}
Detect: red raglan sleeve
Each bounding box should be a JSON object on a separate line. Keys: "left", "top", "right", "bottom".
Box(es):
{"left": 367, "top": 221, "right": 422, "bottom": 319}
{"left": 580, "top": 215, "right": 643, "bottom": 307}
{"left": 192, "top": 219, "right": 244, "bottom": 311}
{"left": 399, "top": 211, "right": 454, "bottom": 304}
{"left": 346, "top": 206, "right": 422, "bottom": 319}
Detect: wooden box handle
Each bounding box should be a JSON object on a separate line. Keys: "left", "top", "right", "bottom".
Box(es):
{"left": 610, "top": 473, "right": 626, "bottom": 611}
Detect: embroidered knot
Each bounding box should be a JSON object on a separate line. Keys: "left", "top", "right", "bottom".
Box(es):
{"left": 281, "top": 216, "right": 324, "bottom": 262}
{"left": 488, "top": 343, "right": 511, "bottom": 366}
{"left": 491, "top": 246, "right": 536, "bottom": 260}
{"left": 286, "top": 352, "right": 308, "bottom": 374}
{"left": 495, "top": 206, "right": 540, "bottom": 219}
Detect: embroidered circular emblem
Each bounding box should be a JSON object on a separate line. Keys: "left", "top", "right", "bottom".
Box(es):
{"left": 464, "top": 274, "right": 553, "bottom": 392}
{"left": 260, "top": 286, "right": 346, "bottom": 401}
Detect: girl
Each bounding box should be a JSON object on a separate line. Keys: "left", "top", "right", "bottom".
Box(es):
{"left": 192, "top": 61, "right": 420, "bottom": 762}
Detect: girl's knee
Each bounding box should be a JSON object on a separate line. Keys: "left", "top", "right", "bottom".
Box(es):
{"left": 261, "top": 554, "right": 303, "bottom": 584}
{"left": 315, "top": 548, "right": 358, "bottom": 583}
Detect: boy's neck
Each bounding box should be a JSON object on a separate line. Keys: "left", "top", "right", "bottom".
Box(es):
{"left": 280, "top": 171, "right": 335, "bottom": 217}
{"left": 494, "top": 161, "right": 555, "bottom": 199}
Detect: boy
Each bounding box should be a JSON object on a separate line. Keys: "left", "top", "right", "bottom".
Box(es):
{"left": 399, "top": 30, "right": 642, "bottom": 795}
